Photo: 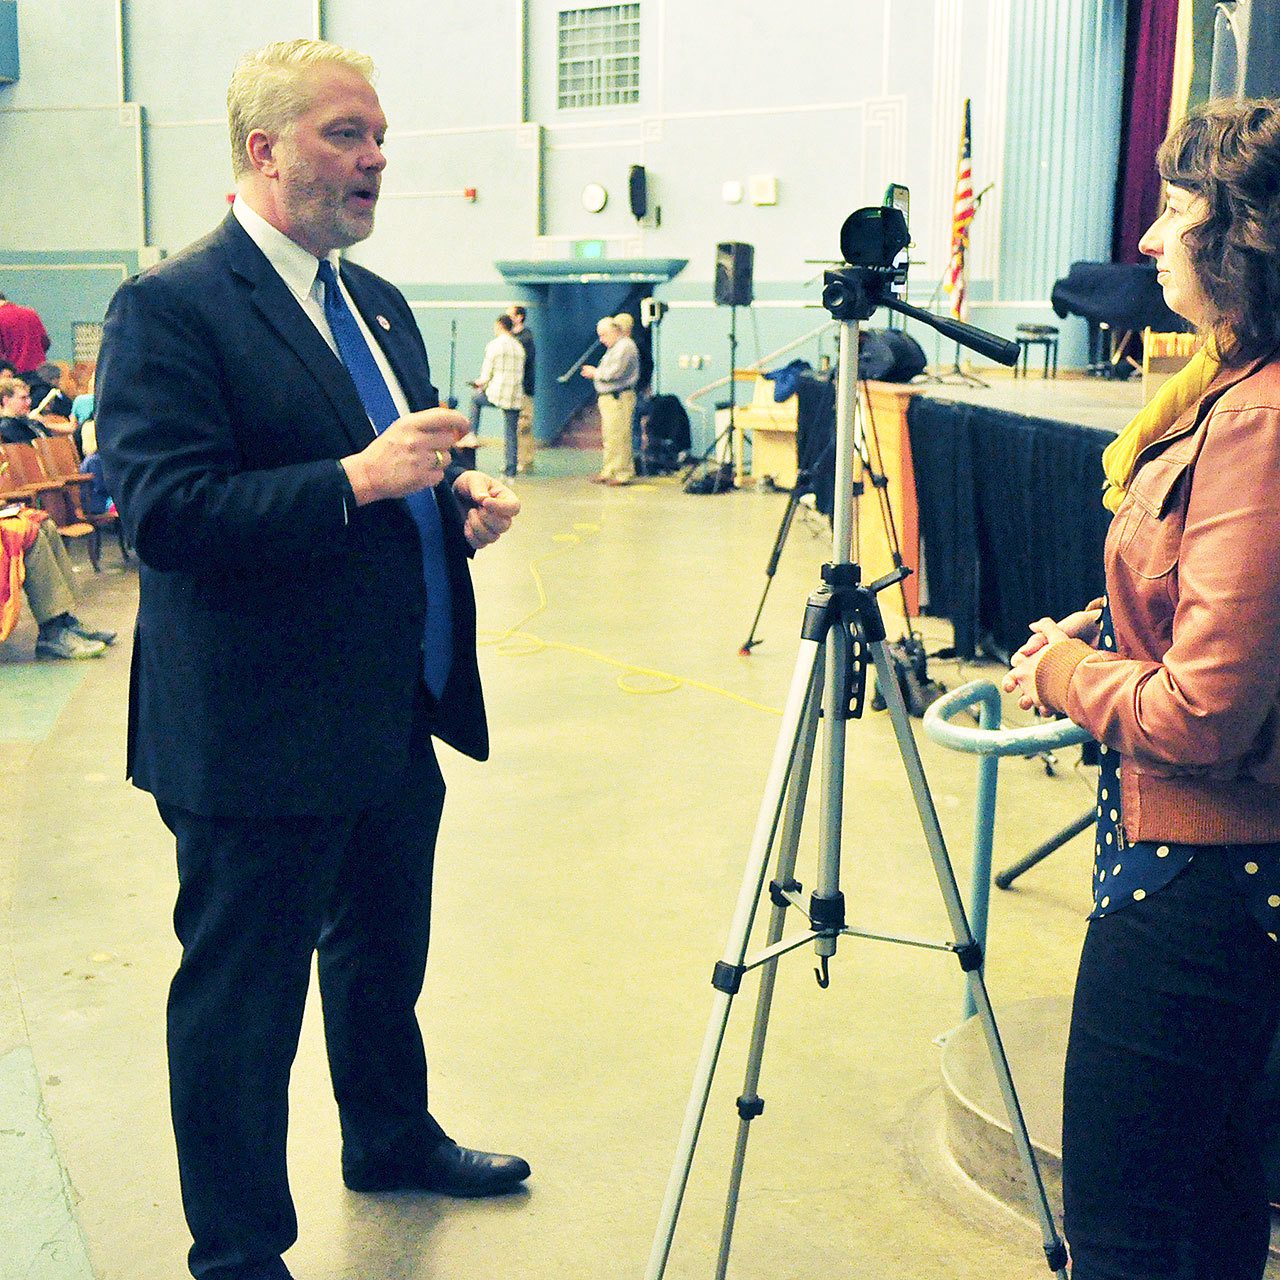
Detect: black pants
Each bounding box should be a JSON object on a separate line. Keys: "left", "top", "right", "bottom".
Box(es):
{"left": 1063, "top": 851, "right": 1280, "bottom": 1280}
{"left": 159, "top": 700, "right": 448, "bottom": 1278}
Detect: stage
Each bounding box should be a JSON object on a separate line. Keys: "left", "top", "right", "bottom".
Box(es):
{"left": 912, "top": 366, "right": 1146, "bottom": 434}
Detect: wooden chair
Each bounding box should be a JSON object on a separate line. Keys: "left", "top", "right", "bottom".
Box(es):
{"left": 0, "top": 441, "right": 96, "bottom": 562}
{"left": 32, "top": 436, "right": 129, "bottom": 572}
{"left": 0, "top": 441, "right": 63, "bottom": 500}
{"left": 0, "top": 452, "right": 42, "bottom": 505}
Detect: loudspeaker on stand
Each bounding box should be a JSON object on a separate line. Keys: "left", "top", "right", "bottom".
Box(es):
{"left": 714, "top": 242, "right": 754, "bottom": 307}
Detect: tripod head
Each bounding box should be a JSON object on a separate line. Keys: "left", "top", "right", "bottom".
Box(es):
{"left": 821, "top": 206, "right": 1020, "bottom": 367}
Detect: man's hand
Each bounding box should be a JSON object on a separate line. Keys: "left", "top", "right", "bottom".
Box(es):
{"left": 580, "top": 365, "right": 597, "bottom": 379}
{"left": 452, "top": 471, "right": 520, "bottom": 550}
{"left": 341, "top": 407, "right": 468, "bottom": 505}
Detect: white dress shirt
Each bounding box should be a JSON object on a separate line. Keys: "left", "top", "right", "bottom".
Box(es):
{"left": 232, "top": 196, "right": 411, "bottom": 423}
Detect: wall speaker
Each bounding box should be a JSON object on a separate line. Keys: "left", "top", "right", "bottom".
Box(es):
{"left": 1210, "top": 0, "right": 1280, "bottom": 97}
{"left": 714, "top": 242, "right": 754, "bottom": 307}
{"left": 628, "top": 165, "right": 648, "bottom": 220}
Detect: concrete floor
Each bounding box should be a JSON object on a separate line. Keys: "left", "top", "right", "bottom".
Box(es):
{"left": 2, "top": 445, "right": 1111, "bottom": 1280}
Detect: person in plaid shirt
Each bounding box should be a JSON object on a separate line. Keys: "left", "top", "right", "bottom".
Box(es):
{"left": 468, "top": 313, "right": 525, "bottom": 478}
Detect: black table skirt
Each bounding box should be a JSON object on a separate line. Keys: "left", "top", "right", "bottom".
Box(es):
{"left": 906, "top": 397, "right": 1114, "bottom": 659}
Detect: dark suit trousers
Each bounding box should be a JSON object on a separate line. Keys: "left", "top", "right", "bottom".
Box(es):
{"left": 158, "top": 695, "right": 449, "bottom": 1277}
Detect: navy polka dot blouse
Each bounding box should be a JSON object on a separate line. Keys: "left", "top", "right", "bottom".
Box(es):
{"left": 1091, "top": 602, "right": 1280, "bottom": 941}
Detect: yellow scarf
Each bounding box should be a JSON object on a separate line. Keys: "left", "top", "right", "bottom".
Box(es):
{"left": 1100, "top": 342, "right": 1218, "bottom": 512}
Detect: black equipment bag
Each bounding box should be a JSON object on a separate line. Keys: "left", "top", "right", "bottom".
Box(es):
{"left": 642, "top": 393, "right": 691, "bottom": 472}
{"left": 859, "top": 328, "right": 927, "bottom": 383}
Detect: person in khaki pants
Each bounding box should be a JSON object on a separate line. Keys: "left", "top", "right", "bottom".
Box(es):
{"left": 581, "top": 316, "right": 639, "bottom": 485}
{"left": 0, "top": 508, "right": 116, "bottom": 658}
{"left": 506, "top": 305, "right": 536, "bottom": 473}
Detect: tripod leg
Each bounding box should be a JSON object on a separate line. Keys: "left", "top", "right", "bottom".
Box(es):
{"left": 869, "top": 638, "right": 1069, "bottom": 1278}
{"left": 715, "top": 674, "right": 824, "bottom": 1280}
{"left": 995, "top": 809, "right": 1096, "bottom": 889}
{"left": 646, "top": 637, "right": 826, "bottom": 1280}
{"left": 740, "top": 482, "right": 805, "bottom": 654}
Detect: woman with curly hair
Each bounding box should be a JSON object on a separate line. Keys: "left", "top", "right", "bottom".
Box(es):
{"left": 1005, "top": 99, "right": 1280, "bottom": 1279}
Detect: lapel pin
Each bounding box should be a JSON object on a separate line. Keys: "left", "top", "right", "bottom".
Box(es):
{"left": 376, "top": 314, "right": 391, "bottom": 331}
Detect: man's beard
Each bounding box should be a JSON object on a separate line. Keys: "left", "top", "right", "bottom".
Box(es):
{"left": 282, "top": 164, "right": 376, "bottom": 253}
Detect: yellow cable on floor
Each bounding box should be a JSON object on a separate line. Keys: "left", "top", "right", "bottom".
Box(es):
{"left": 477, "top": 504, "right": 783, "bottom": 715}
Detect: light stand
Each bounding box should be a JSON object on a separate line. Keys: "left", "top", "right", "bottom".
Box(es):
{"left": 637, "top": 296, "right": 669, "bottom": 477}
{"left": 737, "top": 439, "right": 831, "bottom": 656}
{"left": 445, "top": 318, "right": 459, "bottom": 408}
{"left": 645, "top": 206, "right": 1068, "bottom": 1280}
{"left": 641, "top": 295, "right": 666, "bottom": 396}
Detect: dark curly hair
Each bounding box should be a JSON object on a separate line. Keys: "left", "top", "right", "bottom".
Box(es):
{"left": 1157, "top": 98, "right": 1280, "bottom": 364}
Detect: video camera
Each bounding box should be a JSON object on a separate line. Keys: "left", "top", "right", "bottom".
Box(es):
{"left": 821, "top": 206, "right": 912, "bottom": 323}
{"left": 820, "top": 196, "right": 1020, "bottom": 367}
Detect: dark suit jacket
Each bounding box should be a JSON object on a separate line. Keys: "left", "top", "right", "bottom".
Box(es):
{"left": 96, "top": 214, "right": 487, "bottom": 818}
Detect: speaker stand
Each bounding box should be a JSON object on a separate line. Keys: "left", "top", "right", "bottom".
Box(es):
{"left": 724, "top": 304, "right": 739, "bottom": 485}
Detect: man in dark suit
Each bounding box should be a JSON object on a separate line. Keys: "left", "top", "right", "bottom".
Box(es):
{"left": 96, "top": 39, "right": 527, "bottom": 1280}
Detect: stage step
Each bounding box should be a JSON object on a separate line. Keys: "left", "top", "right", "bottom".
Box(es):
{"left": 940, "top": 995, "right": 1065, "bottom": 1211}
{"left": 556, "top": 400, "right": 601, "bottom": 449}
{"left": 938, "top": 994, "right": 1280, "bottom": 1269}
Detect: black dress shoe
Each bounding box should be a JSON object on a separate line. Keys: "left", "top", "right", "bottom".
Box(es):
{"left": 345, "top": 1140, "right": 531, "bottom": 1197}
{"left": 208, "top": 1261, "right": 293, "bottom": 1280}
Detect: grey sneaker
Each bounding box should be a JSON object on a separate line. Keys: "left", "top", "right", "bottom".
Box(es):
{"left": 35, "top": 626, "right": 107, "bottom": 660}
{"left": 66, "top": 617, "right": 117, "bottom": 645}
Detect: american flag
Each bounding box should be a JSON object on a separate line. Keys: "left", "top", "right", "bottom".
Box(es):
{"left": 943, "top": 98, "right": 975, "bottom": 319}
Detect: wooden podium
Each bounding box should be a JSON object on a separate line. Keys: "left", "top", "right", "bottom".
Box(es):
{"left": 731, "top": 371, "right": 799, "bottom": 489}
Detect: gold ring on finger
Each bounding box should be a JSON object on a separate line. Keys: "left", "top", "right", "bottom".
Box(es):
{"left": 435, "top": 449, "right": 448, "bottom": 466}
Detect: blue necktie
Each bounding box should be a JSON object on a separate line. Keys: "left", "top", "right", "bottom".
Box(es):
{"left": 316, "top": 258, "right": 453, "bottom": 698}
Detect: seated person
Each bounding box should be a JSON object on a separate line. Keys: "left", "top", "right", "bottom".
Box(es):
{"left": 0, "top": 375, "right": 76, "bottom": 442}
{"left": 78, "top": 422, "right": 115, "bottom": 515}
{"left": 0, "top": 504, "right": 117, "bottom": 659}
{"left": 69, "top": 374, "right": 96, "bottom": 457}
{"left": 71, "top": 391, "right": 94, "bottom": 428}
{"left": 23, "top": 362, "right": 75, "bottom": 418}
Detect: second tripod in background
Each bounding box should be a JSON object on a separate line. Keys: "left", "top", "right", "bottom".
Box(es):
{"left": 739, "top": 369, "right": 945, "bottom": 717}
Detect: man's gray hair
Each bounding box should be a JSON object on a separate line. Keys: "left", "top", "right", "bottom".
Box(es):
{"left": 227, "top": 39, "right": 376, "bottom": 180}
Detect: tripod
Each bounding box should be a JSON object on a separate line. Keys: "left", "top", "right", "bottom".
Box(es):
{"left": 646, "top": 232, "right": 1068, "bottom": 1279}
{"left": 738, "top": 440, "right": 830, "bottom": 655}
{"left": 740, "top": 376, "right": 941, "bottom": 714}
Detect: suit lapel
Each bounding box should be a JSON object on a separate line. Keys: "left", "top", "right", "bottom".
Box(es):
{"left": 216, "top": 216, "right": 375, "bottom": 453}
{"left": 341, "top": 269, "right": 470, "bottom": 553}
{"left": 342, "top": 270, "right": 434, "bottom": 410}
{"left": 214, "top": 217, "right": 468, "bottom": 554}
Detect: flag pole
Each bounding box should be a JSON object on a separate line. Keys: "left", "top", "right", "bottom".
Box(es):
{"left": 933, "top": 98, "right": 988, "bottom": 387}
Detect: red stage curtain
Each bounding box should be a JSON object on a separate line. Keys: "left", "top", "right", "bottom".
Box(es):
{"left": 1114, "top": 0, "right": 1181, "bottom": 263}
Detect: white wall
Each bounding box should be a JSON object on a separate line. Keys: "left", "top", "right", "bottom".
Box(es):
{"left": 1, "top": 0, "right": 1123, "bottom": 383}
